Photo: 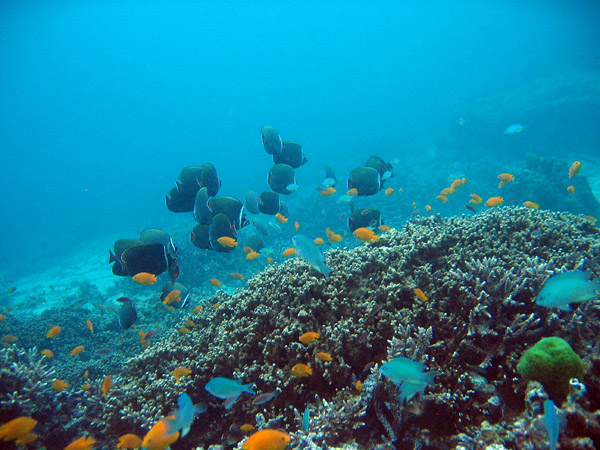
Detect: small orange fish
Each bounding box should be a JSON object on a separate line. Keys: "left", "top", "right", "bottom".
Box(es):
{"left": 52, "top": 379, "right": 68, "bottom": 392}
{"left": 116, "top": 433, "right": 143, "bottom": 449}
{"left": 275, "top": 213, "right": 288, "bottom": 224}
{"left": 2, "top": 335, "right": 18, "bottom": 343}
{"left": 328, "top": 233, "right": 342, "bottom": 242}
{"left": 192, "top": 305, "right": 203, "bottom": 314}
{"left": 209, "top": 278, "right": 222, "bottom": 287}
{"left": 299, "top": 332, "right": 320, "bottom": 345}
{"left": 313, "top": 237, "right": 324, "bottom": 245}
{"left": 246, "top": 251, "right": 260, "bottom": 260}
{"left": 242, "top": 429, "right": 290, "bottom": 450}
{"left": 291, "top": 363, "right": 312, "bottom": 377}
{"left": 523, "top": 201, "right": 539, "bottom": 209}
{"left": 585, "top": 216, "right": 596, "bottom": 222}
{"left": 282, "top": 247, "right": 296, "bottom": 257}
{"left": 425, "top": 205, "right": 432, "bottom": 212}
{"left": 0, "top": 313, "right": 5, "bottom": 321}
{"left": 414, "top": 288, "right": 428, "bottom": 301}
{"left": 497, "top": 173, "right": 515, "bottom": 182}
{"left": 63, "top": 436, "right": 96, "bottom": 450}
{"left": 185, "top": 320, "right": 195, "bottom": 327}
{"left": 15, "top": 432, "right": 38, "bottom": 445}
{"left": 243, "top": 246, "right": 254, "bottom": 254}
{"left": 469, "top": 193, "right": 483, "bottom": 205}
{"left": 497, "top": 180, "right": 506, "bottom": 189}
{"left": 41, "top": 349, "right": 54, "bottom": 359}
{"left": 85, "top": 320, "right": 93, "bottom": 334}
{"left": 132, "top": 272, "right": 156, "bottom": 285}
{"left": 81, "top": 383, "right": 91, "bottom": 391}
{"left": 385, "top": 187, "right": 394, "bottom": 196}
{"left": 319, "top": 187, "right": 336, "bottom": 196}
{"left": 569, "top": 161, "right": 581, "bottom": 179}
{"left": 353, "top": 227, "right": 379, "bottom": 243}
{"left": 484, "top": 196, "right": 504, "bottom": 207}
{"left": 462, "top": 177, "right": 468, "bottom": 184}
{"left": 440, "top": 187, "right": 455, "bottom": 196}
{"left": 83, "top": 370, "right": 89, "bottom": 378}
{"left": 315, "top": 352, "right": 332, "bottom": 362}
{"left": 230, "top": 272, "right": 245, "bottom": 280}
{"left": 162, "top": 289, "right": 181, "bottom": 305}
{"left": 436, "top": 195, "right": 448, "bottom": 204}
{"left": 141, "top": 417, "right": 180, "bottom": 450}
{"left": 450, "top": 178, "right": 462, "bottom": 189}
{"left": 355, "top": 380, "right": 363, "bottom": 391}
{"left": 347, "top": 188, "right": 358, "bottom": 196}
{"left": 325, "top": 227, "right": 334, "bottom": 237}
{"left": 294, "top": 221, "right": 300, "bottom": 230}
{"left": 240, "top": 424, "right": 256, "bottom": 433}
{"left": 70, "top": 345, "right": 85, "bottom": 357}
{"left": 567, "top": 185, "right": 576, "bottom": 194}
{"left": 102, "top": 375, "right": 113, "bottom": 397}
{"left": 46, "top": 325, "right": 62, "bottom": 338}
{"left": 378, "top": 225, "right": 391, "bottom": 232}
{"left": 173, "top": 367, "right": 192, "bottom": 383}
{"left": 267, "top": 257, "right": 274, "bottom": 264}
{"left": 217, "top": 236, "right": 238, "bottom": 248}
{"left": 179, "top": 327, "right": 190, "bottom": 334}
{"left": 0, "top": 416, "right": 37, "bottom": 442}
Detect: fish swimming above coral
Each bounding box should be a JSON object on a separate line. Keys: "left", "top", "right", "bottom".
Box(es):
{"left": 292, "top": 234, "right": 332, "bottom": 279}
{"left": 535, "top": 270, "right": 599, "bottom": 311}
{"left": 380, "top": 356, "right": 439, "bottom": 402}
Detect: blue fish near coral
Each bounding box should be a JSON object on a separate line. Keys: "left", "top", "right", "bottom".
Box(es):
{"left": 205, "top": 377, "right": 255, "bottom": 399}
{"left": 380, "top": 357, "right": 439, "bottom": 402}
{"left": 165, "top": 393, "right": 207, "bottom": 438}
{"left": 535, "top": 271, "right": 599, "bottom": 311}
{"left": 544, "top": 399, "right": 560, "bottom": 450}
{"left": 292, "top": 234, "right": 332, "bottom": 278}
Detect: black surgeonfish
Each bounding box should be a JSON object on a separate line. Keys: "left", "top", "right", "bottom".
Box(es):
{"left": 178, "top": 166, "right": 204, "bottom": 186}
{"left": 118, "top": 301, "right": 137, "bottom": 329}
{"left": 268, "top": 164, "right": 296, "bottom": 195}
{"left": 208, "top": 196, "right": 248, "bottom": 230}
{"left": 191, "top": 224, "right": 211, "bottom": 249}
{"left": 140, "top": 228, "right": 175, "bottom": 252}
{"left": 161, "top": 282, "right": 190, "bottom": 309}
{"left": 273, "top": 142, "right": 307, "bottom": 168}
{"left": 348, "top": 208, "right": 382, "bottom": 232}
{"left": 166, "top": 185, "right": 196, "bottom": 213}
{"left": 348, "top": 167, "right": 381, "bottom": 196}
{"left": 198, "top": 163, "right": 221, "bottom": 197}
{"left": 244, "top": 190, "right": 260, "bottom": 215}
{"left": 365, "top": 155, "right": 394, "bottom": 182}
{"left": 121, "top": 243, "right": 168, "bottom": 277}
{"left": 261, "top": 126, "right": 283, "bottom": 155}
{"left": 257, "top": 191, "right": 281, "bottom": 215}
{"left": 194, "top": 187, "right": 212, "bottom": 225}
{"left": 209, "top": 213, "right": 236, "bottom": 253}
{"left": 109, "top": 239, "right": 143, "bottom": 276}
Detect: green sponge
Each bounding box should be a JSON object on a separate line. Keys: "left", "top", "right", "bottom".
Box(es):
{"left": 517, "top": 336, "right": 585, "bottom": 399}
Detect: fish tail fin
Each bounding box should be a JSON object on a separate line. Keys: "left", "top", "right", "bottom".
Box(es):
{"left": 109, "top": 250, "right": 116, "bottom": 264}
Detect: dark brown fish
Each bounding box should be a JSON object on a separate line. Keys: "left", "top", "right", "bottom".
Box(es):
{"left": 465, "top": 204, "right": 476, "bottom": 213}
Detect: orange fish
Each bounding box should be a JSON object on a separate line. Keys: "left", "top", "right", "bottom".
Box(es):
{"left": 353, "top": 227, "right": 379, "bottom": 243}
{"left": 246, "top": 251, "right": 259, "bottom": 260}
{"left": 41, "top": 349, "right": 54, "bottom": 359}
{"left": 291, "top": 363, "right": 312, "bottom": 377}
{"left": 52, "top": 379, "right": 68, "bottom": 392}
{"left": 315, "top": 352, "right": 332, "bottom": 362}
{"left": 462, "top": 177, "right": 468, "bottom": 184}
{"left": 299, "top": 332, "right": 320, "bottom": 345}
{"left": 355, "top": 380, "right": 363, "bottom": 392}
{"left": 378, "top": 225, "right": 391, "bottom": 232}
{"left": 173, "top": 367, "right": 192, "bottom": 383}
{"left": 46, "top": 325, "right": 62, "bottom": 338}
{"left": 83, "top": 370, "right": 89, "bottom": 378}
{"left": 81, "top": 383, "right": 91, "bottom": 391}
{"left": 484, "top": 196, "right": 504, "bottom": 207}
{"left": 328, "top": 233, "right": 342, "bottom": 242}
{"left": 102, "top": 375, "right": 112, "bottom": 397}
{"left": 243, "top": 246, "right": 254, "bottom": 254}
{"left": 192, "top": 305, "right": 203, "bottom": 314}
{"left": 450, "top": 178, "right": 462, "bottom": 189}
{"left": 116, "top": 434, "right": 143, "bottom": 449}
{"left": 497, "top": 173, "right": 515, "bottom": 182}
{"left": 347, "top": 188, "right": 358, "bottom": 197}
{"left": 294, "top": 221, "right": 300, "bottom": 230}
{"left": 267, "top": 257, "right": 274, "bottom": 264}
{"left": 469, "top": 193, "right": 483, "bottom": 205}
{"left": 209, "top": 278, "right": 222, "bottom": 287}
{"left": 313, "top": 237, "right": 324, "bottom": 245}
{"left": 179, "top": 327, "right": 190, "bottom": 334}
{"left": 2, "top": 335, "right": 17, "bottom": 343}
{"left": 567, "top": 185, "right": 576, "bottom": 194}
{"left": 414, "top": 288, "right": 428, "bottom": 301}
{"left": 15, "top": 432, "right": 38, "bottom": 445}
{"left": 230, "top": 272, "right": 245, "bottom": 280}
{"left": 523, "top": 201, "right": 539, "bottom": 209}
{"left": 240, "top": 424, "right": 256, "bottom": 433}
{"left": 162, "top": 289, "right": 181, "bottom": 305}
{"left": 282, "top": 247, "right": 296, "bottom": 257}
{"left": 585, "top": 216, "right": 597, "bottom": 222}
{"left": 497, "top": 180, "right": 506, "bottom": 189}
{"left": 185, "top": 320, "right": 195, "bottom": 327}
{"left": 141, "top": 417, "right": 180, "bottom": 450}
{"left": 70, "top": 345, "right": 85, "bottom": 357}
{"left": 242, "top": 429, "right": 290, "bottom": 450}
{"left": 319, "top": 187, "right": 336, "bottom": 196}
{"left": 385, "top": 187, "right": 394, "bottom": 196}
{"left": 0, "top": 313, "right": 5, "bottom": 322}
{"left": 435, "top": 195, "right": 448, "bottom": 204}
{"left": 85, "top": 320, "right": 93, "bottom": 334}
{"left": 0, "top": 416, "right": 37, "bottom": 442}
{"left": 425, "top": 205, "right": 432, "bottom": 212}
{"left": 440, "top": 187, "right": 455, "bottom": 196}
{"left": 217, "top": 236, "right": 238, "bottom": 248}
{"left": 569, "top": 161, "right": 581, "bottom": 179}
{"left": 132, "top": 272, "right": 156, "bottom": 285}
{"left": 63, "top": 436, "right": 96, "bottom": 450}
{"left": 275, "top": 213, "right": 288, "bottom": 224}
{"left": 325, "top": 227, "right": 334, "bottom": 237}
